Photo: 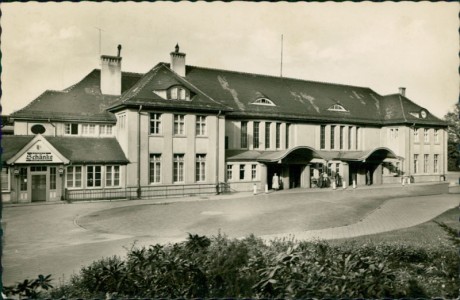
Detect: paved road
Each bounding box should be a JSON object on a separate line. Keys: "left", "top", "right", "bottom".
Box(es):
{"left": 2, "top": 184, "right": 458, "bottom": 286}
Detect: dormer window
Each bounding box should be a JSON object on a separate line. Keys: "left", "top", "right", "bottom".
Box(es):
{"left": 252, "top": 98, "right": 275, "bottom": 106}
{"left": 167, "top": 85, "right": 191, "bottom": 101}
{"left": 328, "top": 104, "right": 347, "bottom": 112}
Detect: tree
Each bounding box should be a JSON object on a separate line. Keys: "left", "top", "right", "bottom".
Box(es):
{"left": 444, "top": 103, "right": 460, "bottom": 171}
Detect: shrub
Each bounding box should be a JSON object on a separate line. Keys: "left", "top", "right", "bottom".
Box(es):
{"left": 29, "top": 234, "right": 459, "bottom": 299}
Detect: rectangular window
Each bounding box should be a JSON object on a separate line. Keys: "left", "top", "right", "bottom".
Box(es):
{"left": 195, "top": 154, "right": 206, "bottom": 182}
{"left": 118, "top": 114, "right": 126, "bottom": 129}
{"left": 320, "top": 125, "right": 326, "bottom": 149}
{"left": 336, "top": 163, "right": 340, "bottom": 176}
{"left": 1, "top": 168, "right": 9, "bottom": 191}
{"left": 196, "top": 116, "right": 206, "bottom": 136}
{"left": 356, "top": 127, "right": 360, "bottom": 149}
{"left": 173, "top": 154, "right": 184, "bottom": 183}
{"left": 434, "top": 154, "right": 439, "bottom": 173}
{"left": 251, "top": 164, "right": 257, "bottom": 180}
{"left": 348, "top": 127, "right": 352, "bottom": 150}
{"left": 99, "top": 125, "right": 113, "bottom": 136}
{"left": 414, "top": 128, "right": 419, "bottom": 143}
{"left": 424, "top": 154, "right": 429, "bottom": 173}
{"left": 330, "top": 125, "right": 336, "bottom": 149}
{"left": 339, "top": 126, "right": 344, "bottom": 150}
{"left": 253, "top": 122, "right": 260, "bottom": 148}
{"left": 286, "top": 123, "right": 291, "bottom": 148}
{"left": 265, "top": 122, "right": 271, "bottom": 149}
{"left": 81, "top": 124, "right": 96, "bottom": 135}
{"left": 239, "top": 164, "right": 245, "bottom": 180}
{"left": 30, "top": 166, "right": 47, "bottom": 172}
{"left": 87, "top": 166, "right": 102, "bottom": 187}
{"left": 414, "top": 154, "right": 419, "bottom": 174}
{"left": 65, "top": 123, "right": 78, "bottom": 135}
{"left": 19, "top": 168, "right": 27, "bottom": 191}
{"left": 424, "top": 129, "right": 429, "bottom": 143}
{"left": 226, "top": 164, "right": 233, "bottom": 180}
{"left": 150, "top": 113, "right": 162, "bottom": 135}
{"left": 106, "top": 166, "right": 120, "bottom": 187}
{"left": 174, "top": 115, "right": 185, "bottom": 135}
{"left": 434, "top": 129, "right": 439, "bottom": 143}
{"left": 66, "top": 166, "right": 82, "bottom": 188}
{"left": 241, "top": 121, "right": 248, "bottom": 148}
{"left": 276, "top": 123, "right": 281, "bottom": 149}
{"left": 149, "top": 154, "right": 161, "bottom": 183}
{"left": 50, "top": 167, "right": 56, "bottom": 190}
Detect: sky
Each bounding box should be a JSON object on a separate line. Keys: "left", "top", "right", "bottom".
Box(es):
{"left": 1, "top": 2, "right": 458, "bottom": 119}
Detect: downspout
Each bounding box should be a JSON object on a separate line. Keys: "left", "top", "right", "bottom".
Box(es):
{"left": 137, "top": 105, "right": 143, "bottom": 198}
{"left": 215, "top": 110, "right": 222, "bottom": 194}
{"left": 48, "top": 118, "right": 56, "bottom": 136}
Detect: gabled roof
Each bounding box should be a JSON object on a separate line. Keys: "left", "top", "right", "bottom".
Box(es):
{"left": 108, "top": 63, "right": 231, "bottom": 113}
{"left": 11, "top": 70, "right": 143, "bottom": 123}
{"left": 1, "top": 135, "right": 128, "bottom": 164}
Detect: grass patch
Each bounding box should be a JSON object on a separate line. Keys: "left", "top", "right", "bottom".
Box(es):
{"left": 330, "top": 207, "right": 459, "bottom": 248}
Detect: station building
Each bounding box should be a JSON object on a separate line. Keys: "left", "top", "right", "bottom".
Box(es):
{"left": 1, "top": 45, "right": 448, "bottom": 203}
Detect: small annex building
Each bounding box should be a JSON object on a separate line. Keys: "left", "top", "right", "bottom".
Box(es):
{"left": 2, "top": 45, "right": 448, "bottom": 203}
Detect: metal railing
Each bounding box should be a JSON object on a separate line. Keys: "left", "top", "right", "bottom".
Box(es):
{"left": 65, "top": 182, "right": 231, "bottom": 202}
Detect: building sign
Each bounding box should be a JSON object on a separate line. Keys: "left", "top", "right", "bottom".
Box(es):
{"left": 13, "top": 140, "right": 66, "bottom": 164}
{"left": 26, "top": 152, "right": 53, "bottom": 162}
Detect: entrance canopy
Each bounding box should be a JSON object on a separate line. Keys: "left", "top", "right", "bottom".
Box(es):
{"left": 226, "top": 146, "right": 401, "bottom": 164}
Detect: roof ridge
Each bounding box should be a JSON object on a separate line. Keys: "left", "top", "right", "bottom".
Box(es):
{"left": 182, "top": 62, "right": 375, "bottom": 90}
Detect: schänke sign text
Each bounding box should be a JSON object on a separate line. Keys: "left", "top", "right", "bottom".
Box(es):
{"left": 26, "top": 152, "right": 53, "bottom": 162}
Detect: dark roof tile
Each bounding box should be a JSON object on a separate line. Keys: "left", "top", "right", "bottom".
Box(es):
{"left": 1, "top": 135, "right": 128, "bottom": 164}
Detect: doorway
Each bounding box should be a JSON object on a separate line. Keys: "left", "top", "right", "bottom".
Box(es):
{"left": 32, "top": 175, "right": 47, "bottom": 202}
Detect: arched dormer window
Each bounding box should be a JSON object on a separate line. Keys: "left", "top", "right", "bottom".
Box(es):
{"left": 327, "top": 104, "right": 347, "bottom": 112}
{"left": 167, "top": 85, "right": 191, "bottom": 101}
{"left": 251, "top": 98, "right": 276, "bottom": 106}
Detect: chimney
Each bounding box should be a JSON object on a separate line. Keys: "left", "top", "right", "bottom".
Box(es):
{"left": 100, "top": 44, "right": 122, "bottom": 95}
{"left": 170, "top": 43, "right": 186, "bottom": 77}
{"left": 399, "top": 87, "right": 406, "bottom": 97}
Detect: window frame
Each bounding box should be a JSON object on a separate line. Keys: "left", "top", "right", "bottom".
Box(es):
{"left": 105, "top": 165, "right": 120, "bottom": 187}
{"left": 65, "top": 123, "right": 79, "bottom": 135}
{"left": 251, "top": 164, "right": 257, "bottom": 180}
{"left": 239, "top": 164, "right": 245, "bottom": 180}
{"left": 253, "top": 122, "right": 260, "bottom": 149}
{"left": 276, "top": 123, "right": 281, "bottom": 149}
{"left": 413, "top": 154, "right": 419, "bottom": 174}
{"left": 86, "top": 165, "right": 102, "bottom": 188}
{"left": 66, "top": 166, "right": 82, "bottom": 189}
{"left": 150, "top": 113, "right": 162, "bottom": 135}
{"left": 174, "top": 115, "right": 185, "bottom": 135}
{"left": 173, "top": 154, "right": 185, "bottom": 183}
{"left": 265, "top": 122, "right": 271, "bottom": 149}
{"left": 196, "top": 115, "right": 207, "bottom": 136}
{"left": 320, "top": 125, "right": 326, "bottom": 150}
{"left": 330, "top": 125, "right": 336, "bottom": 149}
{"left": 241, "top": 121, "right": 248, "bottom": 148}
{"left": 226, "top": 164, "right": 233, "bottom": 180}
{"left": 149, "top": 154, "right": 162, "bottom": 184}
{"left": 433, "top": 154, "right": 439, "bottom": 173}
{"left": 195, "top": 154, "right": 206, "bottom": 182}
{"left": 1, "top": 167, "right": 10, "bottom": 192}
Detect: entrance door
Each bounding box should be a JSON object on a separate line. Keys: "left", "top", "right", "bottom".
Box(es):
{"left": 289, "top": 165, "right": 302, "bottom": 188}
{"left": 32, "top": 175, "right": 47, "bottom": 202}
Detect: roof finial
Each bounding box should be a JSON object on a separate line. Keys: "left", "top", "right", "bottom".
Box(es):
{"left": 175, "top": 43, "right": 180, "bottom": 53}
{"left": 117, "top": 44, "right": 122, "bottom": 57}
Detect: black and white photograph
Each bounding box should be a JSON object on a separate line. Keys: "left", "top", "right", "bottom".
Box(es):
{"left": 1, "top": 1, "right": 459, "bottom": 298}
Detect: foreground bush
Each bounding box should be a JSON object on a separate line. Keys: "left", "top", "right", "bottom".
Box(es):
{"left": 33, "top": 233, "right": 458, "bottom": 299}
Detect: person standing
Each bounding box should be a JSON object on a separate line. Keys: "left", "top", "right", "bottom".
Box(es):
{"left": 272, "top": 173, "right": 280, "bottom": 191}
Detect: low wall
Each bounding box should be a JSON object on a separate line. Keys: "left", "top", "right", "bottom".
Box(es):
{"left": 448, "top": 184, "right": 460, "bottom": 194}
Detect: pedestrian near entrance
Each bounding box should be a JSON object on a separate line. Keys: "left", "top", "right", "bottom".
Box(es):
{"left": 272, "top": 173, "right": 280, "bottom": 191}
